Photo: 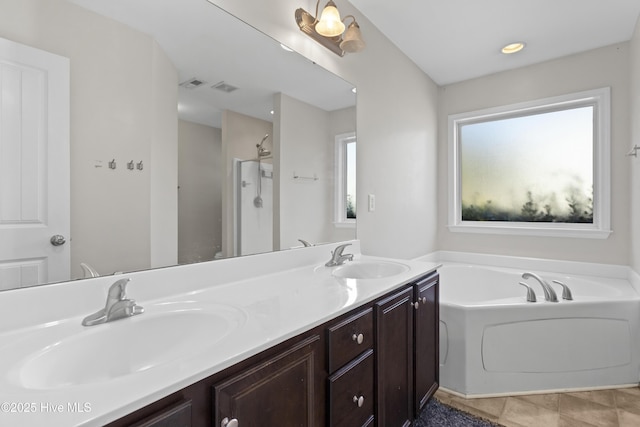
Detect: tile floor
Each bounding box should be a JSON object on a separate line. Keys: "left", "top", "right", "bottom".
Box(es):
{"left": 434, "top": 387, "right": 640, "bottom": 427}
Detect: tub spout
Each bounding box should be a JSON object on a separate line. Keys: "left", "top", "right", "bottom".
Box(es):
{"left": 522, "top": 272, "right": 558, "bottom": 302}
{"left": 552, "top": 280, "right": 573, "bottom": 300}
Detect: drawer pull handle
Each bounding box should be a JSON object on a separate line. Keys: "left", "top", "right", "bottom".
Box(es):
{"left": 352, "top": 333, "right": 364, "bottom": 344}
{"left": 353, "top": 395, "right": 365, "bottom": 407}
{"left": 221, "top": 417, "right": 238, "bottom": 427}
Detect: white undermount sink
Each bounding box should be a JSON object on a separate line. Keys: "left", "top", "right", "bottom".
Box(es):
{"left": 13, "top": 303, "right": 245, "bottom": 390}
{"left": 331, "top": 261, "right": 410, "bottom": 279}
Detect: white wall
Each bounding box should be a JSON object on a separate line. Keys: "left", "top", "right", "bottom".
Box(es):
{"left": 631, "top": 18, "right": 640, "bottom": 272}
{"left": 275, "top": 93, "right": 332, "bottom": 249}
{"left": 211, "top": 0, "right": 440, "bottom": 260}
{"left": 178, "top": 120, "right": 222, "bottom": 264}
{"left": 0, "top": 0, "right": 178, "bottom": 279}
{"left": 438, "top": 44, "right": 631, "bottom": 265}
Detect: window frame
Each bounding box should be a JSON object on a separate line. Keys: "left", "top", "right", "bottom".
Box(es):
{"left": 448, "top": 87, "right": 611, "bottom": 239}
{"left": 334, "top": 132, "right": 356, "bottom": 228}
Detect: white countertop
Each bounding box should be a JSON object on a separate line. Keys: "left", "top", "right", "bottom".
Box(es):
{"left": 0, "top": 241, "right": 439, "bottom": 426}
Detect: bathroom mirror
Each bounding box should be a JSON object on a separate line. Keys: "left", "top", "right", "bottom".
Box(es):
{"left": 0, "top": 0, "right": 356, "bottom": 290}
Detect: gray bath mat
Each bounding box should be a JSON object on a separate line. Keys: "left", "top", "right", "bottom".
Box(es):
{"left": 414, "top": 398, "right": 502, "bottom": 427}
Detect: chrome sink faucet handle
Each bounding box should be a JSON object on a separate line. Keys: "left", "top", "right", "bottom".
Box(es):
{"left": 82, "top": 278, "right": 144, "bottom": 326}
{"left": 521, "top": 272, "right": 558, "bottom": 302}
{"left": 325, "top": 243, "right": 354, "bottom": 267}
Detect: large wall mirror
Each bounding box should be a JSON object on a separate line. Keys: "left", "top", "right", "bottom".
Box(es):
{"left": 0, "top": 0, "right": 356, "bottom": 291}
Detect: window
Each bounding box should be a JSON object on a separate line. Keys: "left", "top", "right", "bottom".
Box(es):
{"left": 448, "top": 88, "right": 611, "bottom": 238}
{"left": 335, "top": 132, "right": 356, "bottom": 227}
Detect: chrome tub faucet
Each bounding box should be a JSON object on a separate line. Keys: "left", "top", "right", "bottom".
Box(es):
{"left": 82, "top": 278, "right": 144, "bottom": 326}
{"left": 521, "top": 272, "right": 558, "bottom": 302}
{"left": 325, "top": 243, "right": 354, "bottom": 267}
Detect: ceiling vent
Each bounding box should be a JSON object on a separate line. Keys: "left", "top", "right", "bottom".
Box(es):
{"left": 212, "top": 81, "right": 239, "bottom": 93}
{"left": 179, "top": 78, "right": 207, "bottom": 89}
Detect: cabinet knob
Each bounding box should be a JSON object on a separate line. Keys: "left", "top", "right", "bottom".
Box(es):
{"left": 221, "top": 417, "right": 238, "bottom": 427}
{"left": 352, "top": 333, "right": 364, "bottom": 344}
{"left": 413, "top": 302, "right": 420, "bottom": 309}
{"left": 352, "top": 395, "right": 365, "bottom": 407}
{"left": 420, "top": 297, "right": 427, "bottom": 304}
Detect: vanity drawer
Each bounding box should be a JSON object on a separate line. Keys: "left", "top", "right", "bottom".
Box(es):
{"left": 327, "top": 308, "right": 373, "bottom": 373}
{"left": 328, "top": 349, "right": 374, "bottom": 427}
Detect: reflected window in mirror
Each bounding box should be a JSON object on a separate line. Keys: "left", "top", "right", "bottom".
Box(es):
{"left": 335, "top": 132, "right": 356, "bottom": 227}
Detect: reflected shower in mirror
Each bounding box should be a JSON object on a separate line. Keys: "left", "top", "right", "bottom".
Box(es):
{"left": 0, "top": 0, "right": 356, "bottom": 291}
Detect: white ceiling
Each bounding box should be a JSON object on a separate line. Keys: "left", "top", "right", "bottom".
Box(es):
{"left": 350, "top": 0, "right": 640, "bottom": 85}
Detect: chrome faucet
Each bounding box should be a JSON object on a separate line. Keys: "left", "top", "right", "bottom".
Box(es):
{"left": 521, "top": 272, "right": 558, "bottom": 302}
{"left": 325, "top": 243, "right": 354, "bottom": 267}
{"left": 82, "top": 278, "right": 144, "bottom": 326}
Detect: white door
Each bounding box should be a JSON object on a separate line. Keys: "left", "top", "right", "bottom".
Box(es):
{"left": 0, "top": 37, "right": 70, "bottom": 290}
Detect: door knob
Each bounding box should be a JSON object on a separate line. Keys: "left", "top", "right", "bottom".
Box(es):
{"left": 50, "top": 235, "right": 66, "bottom": 246}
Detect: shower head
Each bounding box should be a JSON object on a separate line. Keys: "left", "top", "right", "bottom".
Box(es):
{"left": 257, "top": 133, "right": 271, "bottom": 157}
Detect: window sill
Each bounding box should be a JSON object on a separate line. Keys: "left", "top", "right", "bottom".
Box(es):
{"left": 448, "top": 223, "right": 612, "bottom": 239}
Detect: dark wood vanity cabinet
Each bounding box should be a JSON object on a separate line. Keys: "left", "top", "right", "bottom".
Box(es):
{"left": 107, "top": 271, "right": 439, "bottom": 427}
{"left": 375, "top": 273, "right": 440, "bottom": 426}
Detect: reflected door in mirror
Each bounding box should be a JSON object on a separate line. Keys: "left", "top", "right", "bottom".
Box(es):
{"left": 0, "top": 38, "right": 70, "bottom": 290}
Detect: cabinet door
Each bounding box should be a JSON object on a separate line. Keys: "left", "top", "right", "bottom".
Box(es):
{"left": 414, "top": 273, "right": 439, "bottom": 415}
{"left": 375, "top": 286, "right": 414, "bottom": 427}
{"left": 130, "top": 400, "right": 191, "bottom": 427}
{"left": 213, "top": 335, "right": 322, "bottom": 427}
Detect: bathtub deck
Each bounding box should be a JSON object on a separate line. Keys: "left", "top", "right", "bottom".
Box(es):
{"left": 435, "top": 387, "right": 640, "bottom": 427}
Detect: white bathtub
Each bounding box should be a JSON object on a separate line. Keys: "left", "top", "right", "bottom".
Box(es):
{"left": 438, "top": 262, "right": 640, "bottom": 397}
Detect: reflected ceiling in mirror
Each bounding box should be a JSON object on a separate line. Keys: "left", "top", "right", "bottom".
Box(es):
{"left": 71, "top": 0, "right": 356, "bottom": 128}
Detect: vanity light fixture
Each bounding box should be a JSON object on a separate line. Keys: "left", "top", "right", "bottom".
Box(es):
{"left": 295, "top": 0, "right": 366, "bottom": 57}
{"left": 501, "top": 42, "right": 525, "bottom": 54}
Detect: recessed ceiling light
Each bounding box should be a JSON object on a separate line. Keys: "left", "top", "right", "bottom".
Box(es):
{"left": 501, "top": 42, "right": 525, "bottom": 54}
